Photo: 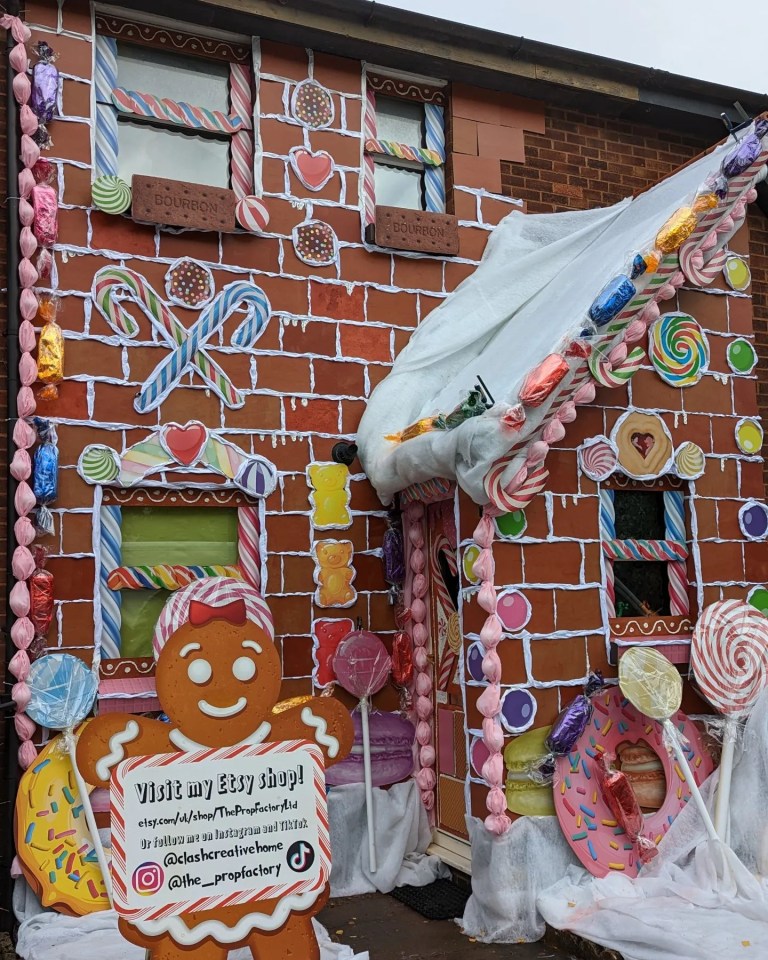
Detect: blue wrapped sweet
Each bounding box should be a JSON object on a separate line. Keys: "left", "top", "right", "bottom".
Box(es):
{"left": 588, "top": 275, "right": 636, "bottom": 327}
{"left": 33, "top": 443, "right": 58, "bottom": 504}
{"left": 722, "top": 133, "right": 761, "bottom": 178}
{"left": 630, "top": 254, "right": 647, "bottom": 280}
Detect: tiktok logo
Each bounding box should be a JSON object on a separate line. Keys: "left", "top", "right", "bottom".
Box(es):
{"left": 286, "top": 840, "right": 315, "bottom": 874}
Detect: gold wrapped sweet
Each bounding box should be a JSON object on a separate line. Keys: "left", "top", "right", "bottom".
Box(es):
{"left": 655, "top": 207, "right": 697, "bottom": 253}
{"left": 37, "top": 298, "right": 64, "bottom": 401}
{"left": 693, "top": 192, "right": 718, "bottom": 212}
{"left": 385, "top": 417, "right": 436, "bottom": 443}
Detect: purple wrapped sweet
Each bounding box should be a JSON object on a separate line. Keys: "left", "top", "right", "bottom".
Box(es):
{"left": 754, "top": 119, "right": 768, "bottom": 140}
{"left": 30, "top": 42, "right": 59, "bottom": 124}
{"left": 383, "top": 519, "right": 405, "bottom": 586}
{"left": 545, "top": 671, "right": 604, "bottom": 756}
{"left": 722, "top": 133, "right": 761, "bottom": 178}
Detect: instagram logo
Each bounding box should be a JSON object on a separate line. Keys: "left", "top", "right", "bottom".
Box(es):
{"left": 132, "top": 862, "right": 164, "bottom": 896}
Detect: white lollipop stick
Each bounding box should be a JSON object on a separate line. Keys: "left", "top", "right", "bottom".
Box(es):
{"left": 714, "top": 719, "right": 738, "bottom": 840}
{"left": 662, "top": 719, "right": 718, "bottom": 842}
{"left": 64, "top": 730, "right": 113, "bottom": 903}
{"left": 359, "top": 696, "right": 377, "bottom": 873}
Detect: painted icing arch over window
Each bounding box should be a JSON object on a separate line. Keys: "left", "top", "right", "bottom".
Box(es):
{"left": 94, "top": 14, "right": 255, "bottom": 197}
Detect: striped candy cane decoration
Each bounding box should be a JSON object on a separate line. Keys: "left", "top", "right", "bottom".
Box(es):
{"left": 229, "top": 63, "right": 254, "bottom": 199}
{"left": 364, "top": 138, "right": 443, "bottom": 166}
{"left": 111, "top": 88, "right": 246, "bottom": 134}
{"left": 589, "top": 346, "right": 646, "bottom": 388}
{"left": 362, "top": 85, "right": 377, "bottom": 228}
{"left": 483, "top": 461, "right": 548, "bottom": 514}
{"left": 599, "top": 489, "right": 616, "bottom": 617}
{"left": 107, "top": 564, "right": 242, "bottom": 591}
{"left": 100, "top": 504, "right": 122, "bottom": 660}
{"left": 430, "top": 531, "right": 459, "bottom": 691}
{"left": 424, "top": 103, "right": 446, "bottom": 213}
{"left": 94, "top": 36, "right": 119, "bottom": 177}
{"left": 664, "top": 489, "right": 690, "bottom": 616}
{"left": 238, "top": 504, "right": 262, "bottom": 592}
{"left": 602, "top": 539, "right": 687, "bottom": 562}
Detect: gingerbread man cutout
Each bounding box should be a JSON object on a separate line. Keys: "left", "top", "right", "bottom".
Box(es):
{"left": 78, "top": 594, "right": 353, "bottom": 960}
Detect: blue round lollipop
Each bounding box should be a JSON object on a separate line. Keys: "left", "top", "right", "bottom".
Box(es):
{"left": 26, "top": 654, "right": 98, "bottom": 730}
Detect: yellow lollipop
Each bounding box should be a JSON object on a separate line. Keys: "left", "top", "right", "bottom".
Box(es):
{"left": 619, "top": 648, "right": 717, "bottom": 841}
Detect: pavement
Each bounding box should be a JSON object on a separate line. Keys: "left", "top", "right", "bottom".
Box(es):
{"left": 320, "top": 894, "right": 578, "bottom": 959}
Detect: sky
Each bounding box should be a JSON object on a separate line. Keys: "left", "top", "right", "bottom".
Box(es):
{"left": 378, "top": 0, "right": 768, "bottom": 96}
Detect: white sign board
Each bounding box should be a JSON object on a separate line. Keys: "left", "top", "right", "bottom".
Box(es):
{"left": 110, "top": 740, "right": 328, "bottom": 921}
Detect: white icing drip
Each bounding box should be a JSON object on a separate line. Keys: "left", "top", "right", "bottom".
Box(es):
{"left": 168, "top": 721, "right": 271, "bottom": 754}
{"left": 95, "top": 720, "right": 140, "bottom": 781}
{"left": 301, "top": 706, "right": 339, "bottom": 759}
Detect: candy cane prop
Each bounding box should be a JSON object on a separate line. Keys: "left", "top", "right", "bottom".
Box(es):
{"left": 664, "top": 490, "right": 689, "bottom": 617}
{"left": 94, "top": 35, "right": 119, "bottom": 177}
{"left": 111, "top": 88, "right": 246, "bottom": 135}
{"left": 472, "top": 512, "right": 510, "bottom": 835}
{"left": 599, "top": 489, "right": 616, "bottom": 618}
{"left": 107, "top": 564, "right": 243, "bottom": 590}
{"left": 602, "top": 539, "right": 687, "bottom": 562}
{"left": 237, "top": 504, "right": 262, "bottom": 592}
{"left": 483, "top": 461, "right": 548, "bottom": 514}
{"left": 362, "top": 85, "right": 377, "bottom": 228}
{"left": 229, "top": 63, "right": 254, "bottom": 199}
{"left": 430, "top": 530, "right": 459, "bottom": 692}
{"left": 99, "top": 504, "right": 122, "bottom": 660}
{"left": 364, "top": 138, "right": 442, "bottom": 166}
{"left": 424, "top": 103, "right": 446, "bottom": 214}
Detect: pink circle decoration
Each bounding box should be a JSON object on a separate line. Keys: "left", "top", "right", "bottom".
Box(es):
{"left": 578, "top": 436, "right": 618, "bottom": 481}
{"left": 470, "top": 736, "right": 490, "bottom": 777}
{"left": 496, "top": 590, "right": 531, "bottom": 633}
{"left": 333, "top": 630, "right": 391, "bottom": 699}
{"left": 553, "top": 689, "right": 712, "bottom": 878}
{"left": 235, "top": 195, "right": 270, "bottom": 234}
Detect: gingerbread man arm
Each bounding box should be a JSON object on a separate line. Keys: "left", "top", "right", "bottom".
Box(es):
{"left": 270, "top": 697, "right": 353, "bottom": 768}
{"left": 76, "top": 715, "right": 177, "bottom": 789}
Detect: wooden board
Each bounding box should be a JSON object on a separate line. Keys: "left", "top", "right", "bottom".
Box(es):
{"left": 131, "top": 175, "right": 236, "bottom": 232}
{"left": 374, "top": 206, "right": 459, "bottom": 255}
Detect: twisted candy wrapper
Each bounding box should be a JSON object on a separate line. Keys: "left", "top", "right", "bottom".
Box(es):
{"left": 36, "top": 299, "right": 63, "bottom": 399}
{"left": 30, "top": 548, "right": 54, "bottom": 638}
{"left": 722, "top": 133, "right": 761, "bottom": 178}
{"left": 31, "top": 183, "right": 58, "bottom": 247}
{"left": 589, "top": 275, "right": 636, "bottom": 326}
{"left": 383, "top": 516, "right": 405, "bottom": 587}
{"left": 595, "top": 753, "right": 657, "bottom": 865}
{"left": 655, "top": 207, "right": 697, "bottom": 253}
{"left": 532, "top": 672, "right": 604, "bottom": 783}
{"left": 30, "top": 41, "right": 58, "bottom": 124}
{"left": 32, "top": 419, "right": 58, "bottom": 504}
{"left": 519, "top": 354, "right": 569, "bottom": 407}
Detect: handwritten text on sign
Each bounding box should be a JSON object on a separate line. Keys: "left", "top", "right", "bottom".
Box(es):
{"left": 110, "top": 740, "right": 328, "bottom": 919}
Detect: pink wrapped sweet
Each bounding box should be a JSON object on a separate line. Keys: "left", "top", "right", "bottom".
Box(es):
{"left": 31, "top": 183, "right": 57, "bottom": 247}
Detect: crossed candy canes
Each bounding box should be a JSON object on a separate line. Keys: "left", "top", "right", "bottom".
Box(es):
{"left": 92, "top": 267, "right": 271, "bottom": 413}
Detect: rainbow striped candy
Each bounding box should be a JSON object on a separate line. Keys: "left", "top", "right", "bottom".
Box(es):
{"left": 365, "top": 138, "right": 443, "bottom": 166}
{"left": 111, "top": 88, "right": 247, "bottom": 135}
{"left": 108, "top": 564, "right": 243, "bottom": 591}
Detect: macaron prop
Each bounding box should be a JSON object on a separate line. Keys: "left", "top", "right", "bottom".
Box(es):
{"left": 503, "top": 726, "right": 555, "bottom": 816}
{"left": 690, "top": 600, "right": 768, "bottom": 840}
{"left": 619, "top": 647, "right": 717, "bottom": 841}
{"left": 23, "top": 654, "right": 111, "bottom": 903}
{"left": 333, "top": 629, "right": 392, "bottom": 873}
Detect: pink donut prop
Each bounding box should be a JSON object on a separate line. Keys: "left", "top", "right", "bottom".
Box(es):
{"left": 553, "top": 688, "right": 713, "bottom": 878}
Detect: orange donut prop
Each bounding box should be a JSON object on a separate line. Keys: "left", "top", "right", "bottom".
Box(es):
{"left": 552, "top": 689, "right": 713, "bottom": 878}
{"left": 14, "top": 721, "right": 109, "bottom": 916}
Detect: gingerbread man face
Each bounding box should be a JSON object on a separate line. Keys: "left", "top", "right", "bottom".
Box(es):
{"left": 155, "top": 598, "right": 281, "bottom": 747}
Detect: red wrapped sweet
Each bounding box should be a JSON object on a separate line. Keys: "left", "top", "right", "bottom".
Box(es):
{"left": 391, "top": 630, "right": 414, "bottom": 688}
{"left": 519, "top": 354, "right": 569, "bottom": 407}
{"left": 595, "top": 753, "right": 657, "bottom": 864}
{"left": 30, "top": 549, "right": 54, "bottom": 638}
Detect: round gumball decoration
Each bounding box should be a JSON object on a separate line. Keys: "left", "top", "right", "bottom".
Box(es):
{"left": 648, "top": 313, "right": 709, "bottom": 387}
{"left": 673, "top": 441, "right": 705, "bottom": 480}
{"left": 499, "top": 687, "right": 537, "bottom": 733}
{"left": 495, "top": 510, "right": 527, "bottom": 539}
{"left": 691, "top": 600, "right": 768, "bottom": 839}
{"left": 553, "top": 684, "right": 713, "bottom": 877}
{"left": 466, "top": 641, "right": 485, "bottom": 682}
{"left": 462, "top": 544, "right": 481, "bottom": 584}
{"left": 470, "top": 736, "right": 490, "bottom": 777}
{"left": 235, "top": 195, "right": 270, "bottom": 234}
{"left": 333, "top": 629, "right": 392, "bottom": 873}
{"left": 78, "top": 445, "right": 120, "bottom": 484}
{"left": 735, "top": 418, "right": 763, "bottom": 455}
{"left": 290, "top": 79, "right": 334, "bottom": 128}
{"left": 293, "top": 221, "right": 338, "bottom": 266}
{"left": 91, "top": 175, "right": 131, "bottom": 215}
{"left": 747, "top": 585, "right": 768, "bottom": 615}
{"left": 739, "top": 500, "right": 768, "bottom": 540}
{"left": 76, "top": 585, "right": 353, "bottom": 960}
{"left": 578, "top": 437, "right": 618, "bottom": 481}
{"left": 723, "top": 255, "right": 751, "bottom": 291}
{"left": 727, "top": 338, "right": 758, "bottom": 375}
{"left": 496, "top": 590, "right": 531, "bottom": 633}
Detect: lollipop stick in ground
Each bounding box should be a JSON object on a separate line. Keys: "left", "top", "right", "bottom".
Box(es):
{"left": 661, "top": 719, "right": 718, "bottom": 842}
{"left": 714, "top": 720, "right": 738, "bottom": 840}
{"left": 358, "top": 696, "right": 377, "bottom": 873}
{"left": 63, "top": 730, "right": 113, "bottom": 903}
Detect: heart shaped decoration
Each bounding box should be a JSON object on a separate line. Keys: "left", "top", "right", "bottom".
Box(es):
{"left": 631, "top": 432, "right": 655, "bottom": 459}
{"left": 164, "top": 421, "right": 208, "bottom": 466}
{"left": 289, "top": 147, "right": 335, "bottom": 191}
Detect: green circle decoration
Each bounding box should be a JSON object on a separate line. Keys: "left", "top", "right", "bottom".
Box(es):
{"left": 747, "top": 586, "right": 768, "bottom": 616}
{"left": 727, "top": 338, "right": 758, "bottom": 375}
{"left": 92, "top": 175, "right": 132, "bottom": 215}
{"left": 495, "top": 510, "right": 527, "bottom": 539}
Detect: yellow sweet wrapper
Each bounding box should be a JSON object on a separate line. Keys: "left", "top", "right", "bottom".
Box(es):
{"left": 655, "top": 206, "right": 697, "bottom": 253}
{"left": 37, "top": 319, "right": 64, "bottom": 399}
{"left": 385, "top": 417, "right": 436, "bottom": 443}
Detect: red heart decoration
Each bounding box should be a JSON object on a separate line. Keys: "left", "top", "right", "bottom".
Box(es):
{"left": 291, "top": 147, "right": 334, "bottom": 190}
{"left": 631, "top": 432, "right": 655, "bottom": 459}
{"left": 164, "top": 421, "right": 207, "bottom": 466}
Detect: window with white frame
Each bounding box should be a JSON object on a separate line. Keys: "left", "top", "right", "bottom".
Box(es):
{"left": 363, "top": 71, "right": 447, "bottom": 222}
{"left": 94, "top": 15, "right": 254, "bottom": 195}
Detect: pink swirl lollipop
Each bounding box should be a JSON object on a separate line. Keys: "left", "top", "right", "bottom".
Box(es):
{"left": 691, "top": 600, "right": 768, "bottom": 838}
{"left": 333, "top": 630, "right": 391, "bottom": 872}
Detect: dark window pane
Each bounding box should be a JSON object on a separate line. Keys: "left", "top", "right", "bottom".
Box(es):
{"left": 614, "top": 560, "right": 670, "bottom": 617}
{"left": 613, "top": 491, "right": 667, "bottom": 540}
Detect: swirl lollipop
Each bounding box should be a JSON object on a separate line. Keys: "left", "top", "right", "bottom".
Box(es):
{"left": 691, "top": 600, "right": 768, "bottom": 838}
{"left": 333, "top": 629, "right": 391, "bottom": 873}
{"left": 25, "top": 654, "right": 112, "bottom": 901}
{"left": 619, "top": 647, "right": 717, "bottom": 842}
{"left": 649, "top": 313, "right": 709, "bottom": 387}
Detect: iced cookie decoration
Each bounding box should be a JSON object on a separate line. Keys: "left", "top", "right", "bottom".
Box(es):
{"left": 293, "top": 221, "right": 338, "bottom": 266}
{"left": 15, "top": 722, "right": 109, "bottom": 916}
{"left": 77, "top": 581, "right": 353, "bottom": 960}
{"left": 649, "top": 313, "right": 709, "bottom": 387}
{"left": 313, "top": 540, "right": 356, "bottom": 608}
{"left": 165, "top": 258, "right": 214, "bottom": 308}
{"left": 307, "top": 462, "right": 352, "bottom": 530}
{"left": 613, "top": 411, "right": 674, "bottom": 479}
{"left": 290, "top": 80, "right": 334, "bottom": 129}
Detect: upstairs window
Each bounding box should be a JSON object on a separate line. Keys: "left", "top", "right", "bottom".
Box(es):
{"left": 363, "top": 71, "right": 446, "bottom": 222}
{"left": 94, "top": 15, "right": 254, "bottom": 195}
